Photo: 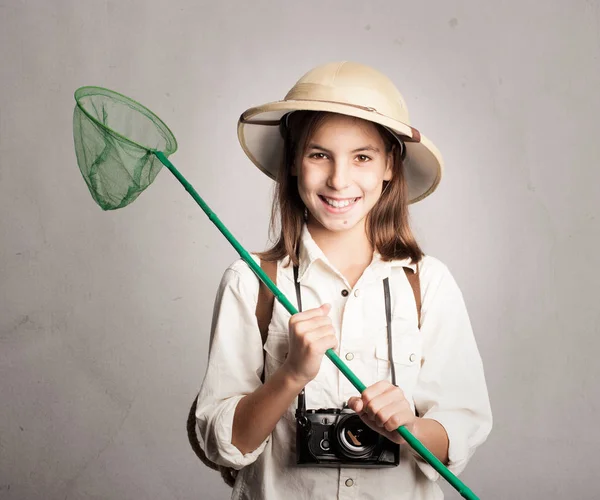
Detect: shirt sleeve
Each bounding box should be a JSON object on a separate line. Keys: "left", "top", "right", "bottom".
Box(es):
{"left": 195, "top": 258, "right": 269, "bottom": 470}
{"left": 411, "top": 258, "right": 493, "bottom": 481}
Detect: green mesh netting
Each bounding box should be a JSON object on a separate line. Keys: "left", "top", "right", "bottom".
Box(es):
{"left": 73, "top": 87, "right": 178, "bottom": 210}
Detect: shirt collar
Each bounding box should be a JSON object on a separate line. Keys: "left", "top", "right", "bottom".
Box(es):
{"left": 296, "top": 224, "right": 329, "bottom": 283}
{"left": 368, "top": 251, "right": 417, "bottom": 282}
{"left": 296, "top": 224, "right": 418, "bottom": 283}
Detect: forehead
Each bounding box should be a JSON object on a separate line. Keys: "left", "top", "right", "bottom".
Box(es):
{"left": 308, "top": 113, "right": 384, "bottom": 145}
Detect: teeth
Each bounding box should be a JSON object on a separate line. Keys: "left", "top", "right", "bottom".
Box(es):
{"left": 323, "top": 197, "right": 357, "bottom": 208}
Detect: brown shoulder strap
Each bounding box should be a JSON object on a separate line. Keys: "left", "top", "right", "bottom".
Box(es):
{"left": 255, "top": 259, "right": 277, "bottom": 345}
{"left": 403, "top": 262, "right": 422, "bottom": 329}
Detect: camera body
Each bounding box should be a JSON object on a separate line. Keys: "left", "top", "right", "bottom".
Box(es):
{"left": 295, "top": 407, "right": 400, "bottom": 468}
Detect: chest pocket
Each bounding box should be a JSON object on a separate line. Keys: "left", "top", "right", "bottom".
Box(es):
{"left": 263, "top": 334, "right": 289, "bottom": 376}
{"left": 373, "top": 265, "right": 423, "bottom": 399}
{"left": 375, "top": 327, "right": 422, "bottom": 398}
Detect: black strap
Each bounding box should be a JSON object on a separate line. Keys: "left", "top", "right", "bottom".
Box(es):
{"left": 293, "top": 263, "right": 302, "bottom": 312}
{"left": 383, "top": 277, "right": 397, "bottom": 386}
{"left": 293, "top": 264, "right": 307, "bottom": 415}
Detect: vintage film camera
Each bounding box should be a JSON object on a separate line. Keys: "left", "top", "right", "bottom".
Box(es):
{"left": 295, "top": 390, "right": 400, "bottom": 468}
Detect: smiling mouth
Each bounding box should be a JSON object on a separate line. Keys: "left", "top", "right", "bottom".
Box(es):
{"left": 319, "top": 196, "right": 361, "bottom": 208}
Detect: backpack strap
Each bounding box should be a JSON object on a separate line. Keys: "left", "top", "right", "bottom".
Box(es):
{"left": 255, "top": 259, "right": 277, "bottom": 344}
{"left": 403, "top": 262, "right": 421, "bottom": 329}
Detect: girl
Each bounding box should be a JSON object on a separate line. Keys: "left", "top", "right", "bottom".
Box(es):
{"left": 196, "top": 61, "right": 492, "bottom": 499}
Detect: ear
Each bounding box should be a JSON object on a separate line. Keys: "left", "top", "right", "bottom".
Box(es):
{"left": 383, "top": 150, "right": 394, "bottom": 181}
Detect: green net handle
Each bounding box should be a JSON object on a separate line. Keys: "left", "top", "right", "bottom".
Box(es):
{"left": 153, "top": 151, "right": 480, "bottom": 500}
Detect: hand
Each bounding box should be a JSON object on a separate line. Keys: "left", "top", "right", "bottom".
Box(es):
{"left": 347, "top": 380, "right": 418, "bottom": 445}
{"left": 281, "top": 304, "right": 338, "bottom": 386}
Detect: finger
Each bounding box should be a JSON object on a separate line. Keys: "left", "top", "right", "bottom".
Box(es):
{"left": 383, "top": 411, "right": 412, "bottom": 433}
{"left": 366, "top": 395, "right": 414, "bottom": 433}
{"left": 347, "top": 397, "right": 363, "bottom": 413}
{"left": 289, "top": 303, "right": 331, "bottom": 325}
{"left": 382, "top": 427, "right": 407, "bottom": 446}
{"left": 293, "top": 315, "right": 333, "bottom": 335}
{"left": 309, "top": 334, "right": 338, "bottom": 355}
{"left": 355, "top": 409, "right": 409, "bottom": 445}
{"left": 363, "top": 387, "right": 407, "bottom": 421}
{"left": 361, "top": 380, "right": 397, "bottom": 403}
{"left": 355, "top": 411, "right": 407, "bottom": 445}
{"left": 372, "top": 401, "right": 407, "bottom": 430}
{"left": 302, "top": 324, "right": 336, "bottom": 343}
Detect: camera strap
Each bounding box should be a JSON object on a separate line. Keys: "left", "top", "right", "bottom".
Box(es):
{"left": 383, "top": 277, "right": 397, "bottom": 386}
{"left": 293, "top": 263, "right": 308, "bottom": 414}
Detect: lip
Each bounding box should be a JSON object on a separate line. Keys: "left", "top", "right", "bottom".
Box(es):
{"left": 320, "top": 195, "right": 358, "bottom": 201}
{"left": 318, "top": 195, "right": 361, "bottom": 214}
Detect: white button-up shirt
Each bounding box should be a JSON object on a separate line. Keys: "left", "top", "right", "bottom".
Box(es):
{"left": 196, "top": 225, "right": 492, "bottom": 499}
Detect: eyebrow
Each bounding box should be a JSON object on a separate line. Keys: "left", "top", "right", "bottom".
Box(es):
{"left": 307, "top": 143, "right": 381, "bottom": 154}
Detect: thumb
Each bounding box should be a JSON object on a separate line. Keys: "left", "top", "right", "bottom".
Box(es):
{"left": 320, "top": 303, "right": 332, "bottom": 314}
{"left": 347, "top": 396, "right": 363, "bottom": 413}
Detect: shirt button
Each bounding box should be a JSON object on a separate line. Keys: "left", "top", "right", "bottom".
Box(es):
{"left": 409, "top": 353, "right": 416, "bottom": 362}
{"left": 354, "top": 289, "right": 360, "bottom": 297}
{"left": 345, "top": 352, "right": 354, "bottom": 361}
{"left": 345, "top": 478, "right": 354, "bottom": 487}
{"left": 341, "top": 289, "right": 349, "bottom": 297}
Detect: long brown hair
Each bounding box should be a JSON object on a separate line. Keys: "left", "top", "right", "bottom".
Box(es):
{"left": 257, "top": 111, "right": 424, "bottom": 266}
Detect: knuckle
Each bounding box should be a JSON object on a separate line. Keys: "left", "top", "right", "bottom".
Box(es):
{"left": 393, "top": 385, "right": 405, "bottom": 398}
{"left": 366, "top": 402, "right": 379, "bottom": 417}
{"left": 375, "top": 380, "right": 390, "bottom": 390}
{"left": 389, "top": 414, "right": 402, "bottom": 429}
{"left": 300, "top": 336, "right": 312, "bottom": 348}
{"left": 295, "top": 323, "right": 307, "bottom": 335}
{"left": 306, "top": 342, "right": 319, "bottom": 355}
{"left": 385, "top": 419, "right": 399, "bottom": 432}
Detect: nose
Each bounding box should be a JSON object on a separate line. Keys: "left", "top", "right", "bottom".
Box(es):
{"left": 326, "top": 159, "right": 350, "bottom": 190}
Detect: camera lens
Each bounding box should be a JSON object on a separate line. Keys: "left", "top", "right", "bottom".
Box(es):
{"left": 334, "top": 414, "right": 379, "bottom": 459}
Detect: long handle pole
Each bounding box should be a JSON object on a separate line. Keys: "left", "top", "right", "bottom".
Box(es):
{"left": 154, "top": 151, "right": 479, "bottom": 500}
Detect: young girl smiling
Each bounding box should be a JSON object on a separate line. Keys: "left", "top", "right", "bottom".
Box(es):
{"left": 196, "top": 61, "right": 492, "bottom": 499}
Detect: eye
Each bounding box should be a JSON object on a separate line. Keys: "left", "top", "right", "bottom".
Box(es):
{"left": 356, "top": 154, "right": 371, "bottom": 162}
{"left": 309, "top": 152, "right": 328, "bottom": 160}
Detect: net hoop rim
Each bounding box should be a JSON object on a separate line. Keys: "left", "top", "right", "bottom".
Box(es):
{"left": 74, "top": 86, "right": 178, "bottom": 155}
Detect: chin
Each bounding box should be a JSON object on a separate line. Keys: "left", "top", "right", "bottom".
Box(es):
{"left": 312, "top": 215, "right": 363, "bottom": 233}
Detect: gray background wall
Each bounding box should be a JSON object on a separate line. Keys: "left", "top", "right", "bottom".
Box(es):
{"left": 1, "top": 1, "right": 599, "bottom": 499}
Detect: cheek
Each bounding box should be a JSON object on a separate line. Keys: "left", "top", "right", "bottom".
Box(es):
{"left": 299, "top": 164, "right": 324, "bottom": 192}
{"left": 360, "top": 172, "right": 386, "bottom": 194}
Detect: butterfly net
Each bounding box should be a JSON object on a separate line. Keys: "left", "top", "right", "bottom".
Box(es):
{"left": 73, "top": 86, "right": 178, "bottom": 210}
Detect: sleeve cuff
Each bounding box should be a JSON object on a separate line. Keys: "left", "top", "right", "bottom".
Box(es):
{"left": 412, "top": 412, "right": 471, "bottom": 481}
{"left": 198, "top": 396, "right": 270, "bottom": 470}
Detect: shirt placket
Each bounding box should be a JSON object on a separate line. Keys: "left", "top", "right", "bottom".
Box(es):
{"left": 338, "top": 279, "right": 367, "bottom": 399}
{"left": 338, "top": 469, "right": 361, "bottom": 499}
